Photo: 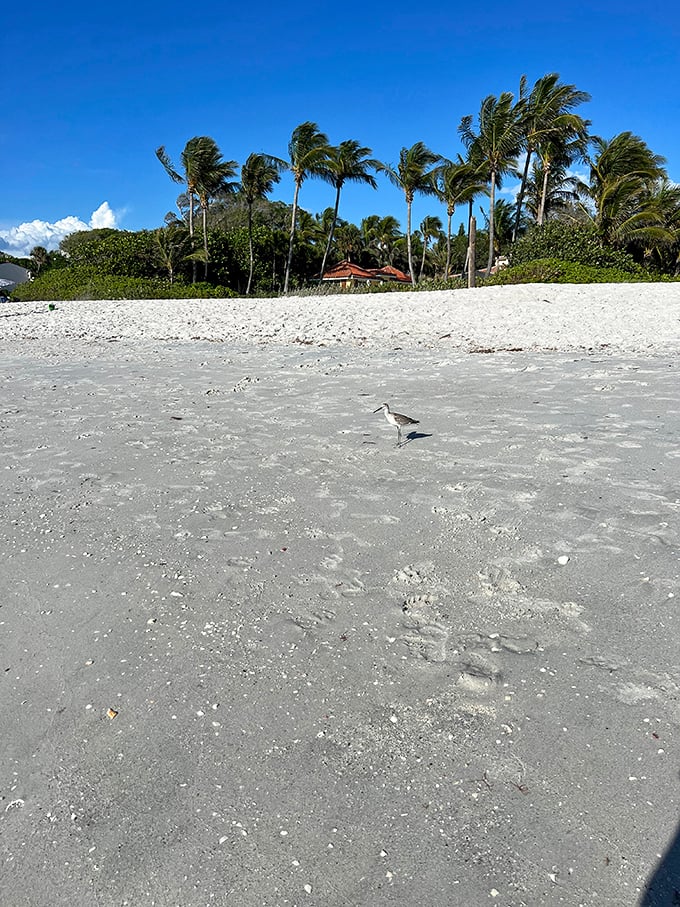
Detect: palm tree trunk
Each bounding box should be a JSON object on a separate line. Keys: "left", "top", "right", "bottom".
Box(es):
{"left": 512, "top": 149, "right": 532, "bottom": 242}
{"left": 246, "top": 203, "right": 255, "bottom": 295}
{"left": 284, "top": 181, "right": 301, "bottom": 294}
{"left": 445, "top": 209, "right": 452, "bottom": 278}
{"left": 419, "top": 235, "right": 427, "bottom": 281}
{"left": 538, "top": 161, "right": 551, "bottom": 225}
{"left": 188, "top": 192, "right": 197, "bottom": 284}
{"left": 406, "top": 195, "right": 415, "bottom": 285}
{"left": 463, "top": 198, "right": 474, "bottom": 278}
{"left": 319, "top": 185, "right": 341, "bottom": 280}
{"left": 202, "top": 203, "right": 209, "bottom": 280}
{"left": 486, "top": 171, "right": 496, "bottom": 277}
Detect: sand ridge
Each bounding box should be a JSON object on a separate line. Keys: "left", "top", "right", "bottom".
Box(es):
{"left": 1, "top": 282, "right": 680, "bottom": 353}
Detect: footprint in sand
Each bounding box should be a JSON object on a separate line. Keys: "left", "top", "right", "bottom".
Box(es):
{"left": 401, "top": 594, "right": 450, "bottom": 664}
{"left": 456, "top": 653, "right": 502, "bottom": 693}
{"left": 320, "top": 553, "right": 343, "bottom": 571}
{"left": 488, "top": 633, "right": 539, "bottom": 656}
{"left": 449, "top": 631, "right": 540, "bottom": 696}
{"left": 477, "top": 564, "right": 524, "bottom": 596}
{"left": 393, "top": 562, "right": 435, "bottom": 585}
{"left": 231, "top": 376, "right": 260, "bottom": 393}
{"left": 289, "top": 606, "right": 337, "bottom": 632}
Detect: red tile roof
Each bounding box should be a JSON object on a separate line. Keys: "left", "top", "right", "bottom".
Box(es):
{"left": 322, "top": 260, "right": 411, "bottom": 284}
{"left": 373, "top": 265, "right": 411, "bottom": 283}
{"left": 322, "top": 261, "right": 378, "bottom": 280}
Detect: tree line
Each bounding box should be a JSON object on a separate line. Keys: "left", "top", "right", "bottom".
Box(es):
{"left": 8, "top": 72, "right": 680, "bottom": 298}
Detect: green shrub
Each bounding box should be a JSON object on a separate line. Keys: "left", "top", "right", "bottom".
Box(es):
{"left": 59, "top": 229, "right": 162, "bottom": 279}
{"left": 294, "top": 280, "right": 414, "bottom": 296}
{"left": 484, "top": 258, "right": 663, "bottom": 285}
{"left": 12, "top": 268, "right": 236, "bottom": 301}
{"left": 416, "top": 276, "right": 467, "bottom": 291}
{"left": 511, "top": 222, "right": 642, "bottom": 273}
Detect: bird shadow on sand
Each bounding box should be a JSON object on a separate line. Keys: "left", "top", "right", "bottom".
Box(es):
{"left": 399, "top": 430, "right": 433, "bottom": 447}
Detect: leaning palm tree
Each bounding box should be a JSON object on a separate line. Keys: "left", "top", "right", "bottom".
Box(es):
{"left": 240, "top": 152, "right": 287, "bottom": 294}
{"left": 459, "top": 94, "right": 524, "bottom": 276}
{"left": 578, "top": 132, "right": 668, "bottom": 248}
{"left": 283, "top": 122, "right": 333, "bottom": 293}
{"left": 156, "top": 136, "right": 236, "bottom": 282}
{"left": 512, "top": 73, "right": 590, "bottom": 241}
{"left": 377, "top": 142, "right": 441, "bottom": 284}
{"left": 319, "top": 140, "right": 380, "bottom": 278}
{"left": 435, "top": 158, "right": 488, "bottom": 277}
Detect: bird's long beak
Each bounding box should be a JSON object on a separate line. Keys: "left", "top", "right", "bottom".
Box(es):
{"left": 373, "top": 406, "right": 383, "bottom": 413}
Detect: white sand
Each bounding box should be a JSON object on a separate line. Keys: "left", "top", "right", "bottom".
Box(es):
{"left": 1, "top": 283, "right": 679, "bottom": 906}
{"left": 2, "top": 282, "right": 680, "bottom": 352}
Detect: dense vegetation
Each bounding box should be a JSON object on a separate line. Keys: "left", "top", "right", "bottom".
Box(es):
{"left": 6, "top": 72, "right": 680, "bottom": 301}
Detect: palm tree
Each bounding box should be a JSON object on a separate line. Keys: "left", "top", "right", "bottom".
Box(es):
{"left": 512, "top": 74, "right": 590, "bottom": 241}
{"left": 318, "top": 140, "right": 380, "bottom": 278}
{"left": 578, "top": 132, "right": 668, "bottom": 248}
{"left": 435, "top": 158, "right": 488, "bottom": 277}
{"left": 479, "top": 199, "right": 517, "bottom": 260}
{"left": 644, "top": 181, "right": 680, "bottom": 273}
{"left": 240, "top": 152, "right": 287, "bottom": 294}
{"left": 334, "top": 223, "right": 364, "bottom": 262}
{"left": 156, "top": 136, "right": 236, "bottom": 282}
{"left": 524, "top": 156, "right": 581, "bottom": 224}
{"left": 378, "top": 142, "right": 440, "bottom": 284}
{"left": 459, "top": 94, "right": 524, "bottom": 276}
{"left": 361, "top": 215, "right": 403, "bottom": 267}
{"left": 534, "top": 133, "right": 586, "bottom": 225}
{"left": 417, "top": 215, "right": 443, "bottom": 280}
{"left": 153, "top": 224, "right": 191, "bottom": 283}
{"left": 283, "top": 122, "right": 333, "bottom": 293}
{"left": 195, "top": 144, "right": 238, "bottom": 279}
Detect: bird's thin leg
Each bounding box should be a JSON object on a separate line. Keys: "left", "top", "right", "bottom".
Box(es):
{"left": 396, "top": 426, "right": 402, "bottom": 447}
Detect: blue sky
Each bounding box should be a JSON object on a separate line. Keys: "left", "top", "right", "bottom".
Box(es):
{"left": 2, "top": 0, "right": 679, "bottom": 257}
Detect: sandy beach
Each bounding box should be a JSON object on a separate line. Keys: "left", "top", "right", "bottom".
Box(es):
{"left": 2, "top": 282, "right": 680, "bottom": 353}
{"left": 1, "top": 283, "right": 679, "bottom": 906}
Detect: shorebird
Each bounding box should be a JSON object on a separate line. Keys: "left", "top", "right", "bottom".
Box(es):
{"left": 373, "top": 402, "right": 419, "bottom": 447}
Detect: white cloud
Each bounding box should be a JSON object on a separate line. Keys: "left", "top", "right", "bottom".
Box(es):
{"left": 89, "top": 201, "right": 117, "bottom": 230}
{"left": 0, "top": 202, "right": 119, "bottom": 257}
